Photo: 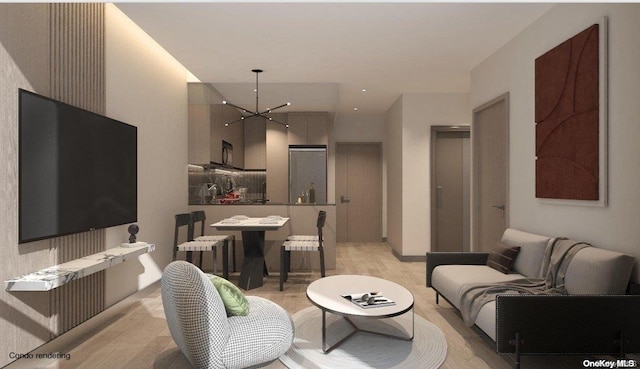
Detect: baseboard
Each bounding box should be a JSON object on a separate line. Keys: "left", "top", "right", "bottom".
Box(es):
{"left": 391, "top": 248, "right": 427, "bottom": 262}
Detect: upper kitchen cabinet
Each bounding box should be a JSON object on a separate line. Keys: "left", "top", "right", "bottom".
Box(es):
{"left": 188, "top": 83, "right": 245, "bottom": 167}
{"left": 287, "top": 112, "right": 328, "bottom": 146}
{"left": 244, "top": 116, "right": 266, "bottom": 170}
{"left": 188, "top": 103, "right": 212, "bottom": 164}
{"left": 214, "top": 103, "right": 244, "bottom": 168}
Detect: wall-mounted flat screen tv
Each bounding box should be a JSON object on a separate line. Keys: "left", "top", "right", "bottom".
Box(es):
{"left": 19, "top": 89, "right": 137, "bottom": 244}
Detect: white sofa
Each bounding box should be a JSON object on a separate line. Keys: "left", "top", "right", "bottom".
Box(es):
{"left": 426, "top": 228, "right": 639, "bottom": 363}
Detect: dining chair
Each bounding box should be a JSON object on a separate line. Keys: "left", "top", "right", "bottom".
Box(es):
{"left": 190, "top": 210, "right": 235, "bottom": 279}
{"left": 280, "top": 210, "right": 326, "bottom": 291}
{"left": 173, "top": 213, "right": 194, "bottom": 263}
{"left": 173, "top": 212, "right": 231, "bottom": 279}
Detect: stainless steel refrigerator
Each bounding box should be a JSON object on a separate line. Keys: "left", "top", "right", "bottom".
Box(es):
{"left": 289, "top": 146, "right": 327, "bottom": 204}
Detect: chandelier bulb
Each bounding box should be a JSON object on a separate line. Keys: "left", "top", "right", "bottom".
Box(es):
{"left": 222, "top": 101, "right": 227, "bottom": 104}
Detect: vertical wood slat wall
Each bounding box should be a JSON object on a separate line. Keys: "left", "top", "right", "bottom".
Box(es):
{"left": 48, "top": 3, "right": 106, "bottom": 337}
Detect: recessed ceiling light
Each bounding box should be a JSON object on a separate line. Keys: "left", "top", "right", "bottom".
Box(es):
{"left": 353, "top": 107, "right": 359, "bottom": 111}
{"left": 361, "top": 89, "right": 367, "bottom": 92}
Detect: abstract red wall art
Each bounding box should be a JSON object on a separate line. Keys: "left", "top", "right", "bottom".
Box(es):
{"left": 535, "top": 24, "right": 600, "bottom": 201}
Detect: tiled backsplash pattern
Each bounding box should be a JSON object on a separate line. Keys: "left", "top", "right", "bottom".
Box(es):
{"left": 189, "top": 169, "right": 267, "bottom": 205}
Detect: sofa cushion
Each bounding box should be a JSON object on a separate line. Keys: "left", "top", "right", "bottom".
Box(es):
{"left": 487, "top": 243, "right": 521, "bottom": 274}
{"left": 564, "top": 247, "right": 635, "bottom": 295}
{"left": 501, "top": 228, "right": 552, "bottom": 278}
{"left": 431, "top": 265, "right": 525, "bottom": 309}
{"left": 474, "top": 301, "right": 497, "bottom": 340}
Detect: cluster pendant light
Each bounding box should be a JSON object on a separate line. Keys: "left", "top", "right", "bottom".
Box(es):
{"left": 223, "top": 69, "right": 290, "bottom": 128}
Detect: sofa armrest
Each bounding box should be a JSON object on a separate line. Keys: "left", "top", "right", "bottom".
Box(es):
{"left": 496, "top": 295, "right": 640, "bottom": 355}
{"left": 426, "top": 252, "right": 489, "bottom": 287}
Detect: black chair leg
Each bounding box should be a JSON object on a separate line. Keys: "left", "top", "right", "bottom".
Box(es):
{"left": 319, "top": 247, "right": 326, "bottom": 278}
{"left": 232, "top": 236, "right": 237, "bottom": 272}
{"left": 198, "top": 251, "right": 204, "bottom": 270}
{"left": 280, "top": 246, "right": 285, "bottom": 291}
{"left": 285, "top": 251, "right": 291, "bottom": 281}
{"left": 222, "top": 240, "right": 229, "bottom": 280}
{"left": 186, "top": 251, "right": 193, "bottom": 263}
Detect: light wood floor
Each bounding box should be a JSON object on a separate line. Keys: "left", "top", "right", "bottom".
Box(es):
{"left": 14, "top": 242, "right": 627, "bottom": 369}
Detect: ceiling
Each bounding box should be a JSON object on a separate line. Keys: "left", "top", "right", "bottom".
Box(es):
{"left": 116, "top": 2, "right": 554, "bottom": 115}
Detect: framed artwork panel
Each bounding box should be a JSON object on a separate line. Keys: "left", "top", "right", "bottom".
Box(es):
{"left": 535, "top": 17, "right": 608, "bottom": 207}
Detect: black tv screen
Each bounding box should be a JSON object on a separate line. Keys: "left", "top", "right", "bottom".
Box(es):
{"left": 19, "top": 89, "right": 137, "bottom": 244}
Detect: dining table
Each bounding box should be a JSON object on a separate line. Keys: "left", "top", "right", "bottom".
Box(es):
{"left": 211, "top": 215, "right": 289, "bottom": 290}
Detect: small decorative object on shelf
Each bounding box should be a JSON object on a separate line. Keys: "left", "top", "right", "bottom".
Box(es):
{"left": 341, "top": 291, "right": 396, "bottom": 309}
{"left": 128, "top": 224, "right": 139, "bottom": 243}
{"left": 298, "top": 191, "right": 307, "bottom": 204}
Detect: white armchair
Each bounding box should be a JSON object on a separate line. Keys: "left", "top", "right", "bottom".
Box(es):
{"left": 161, "top": 261, "right": 293, "bottom": 369}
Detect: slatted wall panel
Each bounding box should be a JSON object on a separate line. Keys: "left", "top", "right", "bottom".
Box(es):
{"left": 49, "top": 3, "right": 104, "bottom": 113}
{"left": 48, "top": 3, "right": 106, "bottom": 337}
{"left": 49, "top": 231, "right": 106, "bottom": 336}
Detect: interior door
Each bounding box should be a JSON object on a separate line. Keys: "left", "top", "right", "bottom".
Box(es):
{"left": 336, "top": 143, "right": 382, "bottom": 242}
{"left": 472, "top": 94, "right": 509, "bottom": 251}
{"left": 432, "top": 128, "right": 470, "bottom": 252}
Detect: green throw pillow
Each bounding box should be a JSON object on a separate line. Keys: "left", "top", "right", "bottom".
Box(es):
{"left": 207, "top": 274, "right": 249, "bottom": 316}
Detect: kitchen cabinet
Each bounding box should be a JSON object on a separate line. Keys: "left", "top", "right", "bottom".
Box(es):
{"left": 287, "top": 112, "right": 327, "bottom": 146}
{"left": 244, "top": 116, "right": 266, "bottom": 169}
{"left": 266, "top": 122, "right": 289, "bottom": 203}
{"left": 188, "top": 104, "right": 212, "bottom": 164}
{"left": 307, "top": 113, "right": 328, "bottom": 145}
{"left": 188, "top": 83, "right": 244, "bottom": 167}
{"left": 217, "top": 104, "right": 244, "bottom": 168}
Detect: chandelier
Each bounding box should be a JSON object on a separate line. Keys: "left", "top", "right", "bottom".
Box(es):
{"left": 223, "top": 69, "right": 290, "bottom": 128}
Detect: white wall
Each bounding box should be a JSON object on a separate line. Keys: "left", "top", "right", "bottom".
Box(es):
{"left": 332, "top": 112, "right": 388, "bottom": 237}
{"left": 386, "top": 93, "right": 472, "bottom": 257}
{"left": 385, "top": 98, "right": 404, "bottom": 255}
{"left": 104, "top": 5, "right": 189, "bottom": 305}
{"left": 400, "top": 93, "right": 470, "bottom": 256}
{"left": 471, "top": 3, "right": 640, "bottom": 282}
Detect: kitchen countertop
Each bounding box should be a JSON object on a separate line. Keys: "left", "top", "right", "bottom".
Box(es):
{"left": 188, "top": 202, "right": 336, "bottom": 206}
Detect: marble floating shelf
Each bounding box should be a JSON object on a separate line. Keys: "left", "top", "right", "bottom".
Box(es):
{"left": 4, "top": 242, "right": 155, "bottom": 292}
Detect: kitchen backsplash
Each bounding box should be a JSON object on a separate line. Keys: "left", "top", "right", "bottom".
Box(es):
{"left": 188, "top": 167, "right": 267, "bottom": 205}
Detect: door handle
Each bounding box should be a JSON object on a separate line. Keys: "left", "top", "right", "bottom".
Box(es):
{"left": 492, "top": 204, "right": 506, "bottom": 211}
{"left": 340, "top": 195, "right": 351, "bottom": 203}
{"left": 436, "top": 186, "right": 443, "bottom": 209}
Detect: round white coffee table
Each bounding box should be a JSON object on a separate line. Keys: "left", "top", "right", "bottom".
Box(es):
{"left": 306, "top": 275, "right": 415, "bottom": 353}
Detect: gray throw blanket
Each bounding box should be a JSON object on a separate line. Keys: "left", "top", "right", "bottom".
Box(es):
{"left": 459, "top": 238, "right": 590, "bottom": 327}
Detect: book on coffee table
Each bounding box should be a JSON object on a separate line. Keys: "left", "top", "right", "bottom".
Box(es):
{"left": 341, "top": 292, "right": 396, "bottom": 309}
